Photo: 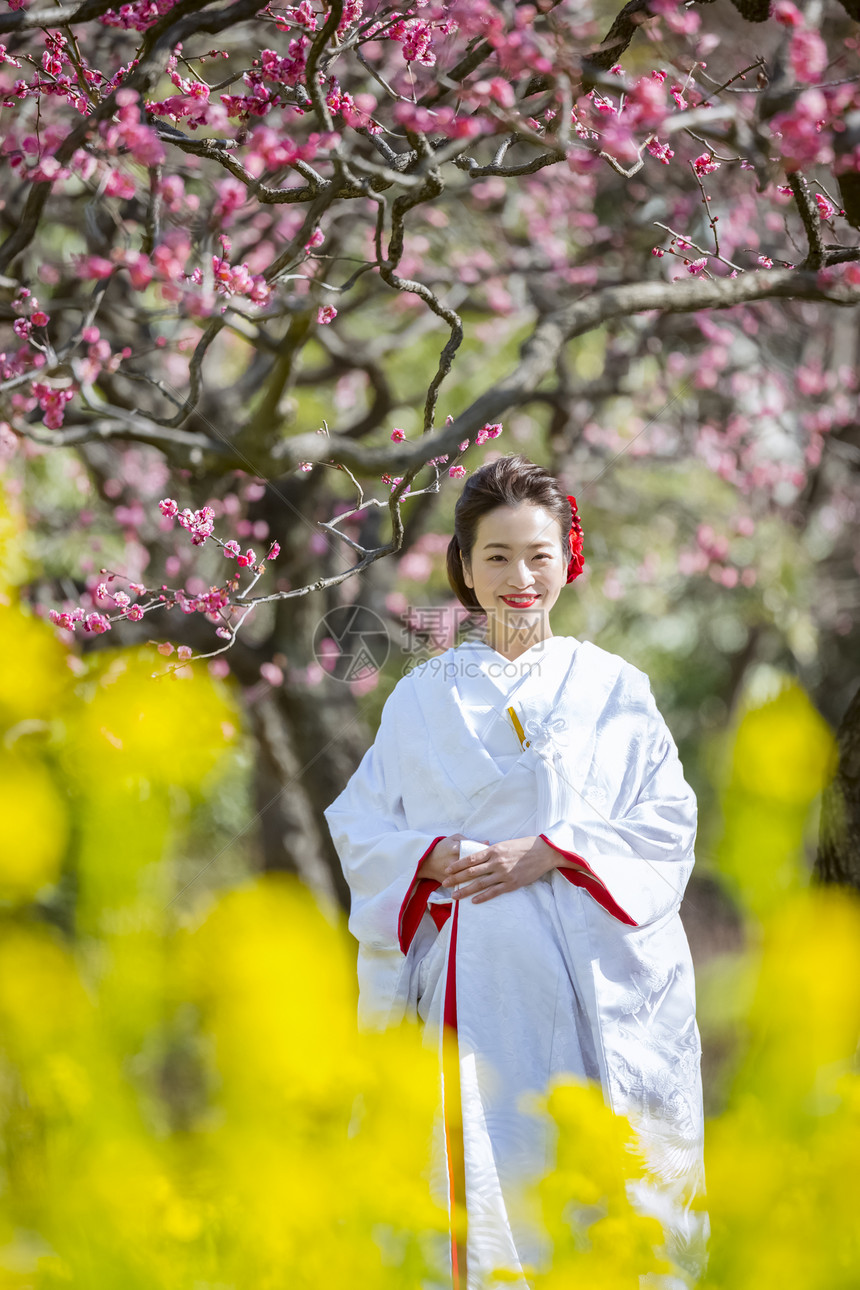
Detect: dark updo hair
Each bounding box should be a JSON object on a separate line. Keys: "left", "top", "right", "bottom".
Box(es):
{"left": 446, "top": 453, "right": 574, "bottom": 613}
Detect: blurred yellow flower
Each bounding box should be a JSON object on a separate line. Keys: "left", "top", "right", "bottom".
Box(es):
{"left": 717, "top": 679, "right": 837, "bottom": 917}
{"left": 0, "top": 752, "right": 67, "bottom": 901}
{"left": 0, "top": 484, "right": 857, "bottom": 1290}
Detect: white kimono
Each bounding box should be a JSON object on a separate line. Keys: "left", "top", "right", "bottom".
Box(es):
{"left": 323, "top": 635, "right": 708, "bottom": 1289}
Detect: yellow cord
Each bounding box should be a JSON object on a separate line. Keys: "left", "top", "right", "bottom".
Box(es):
{"left": 506, "top": 706, "right": 530, "bottom": 748}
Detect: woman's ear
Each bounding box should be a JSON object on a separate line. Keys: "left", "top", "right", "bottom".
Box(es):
{"left": 461, "top": 552, "right": 472, "bottom": 588}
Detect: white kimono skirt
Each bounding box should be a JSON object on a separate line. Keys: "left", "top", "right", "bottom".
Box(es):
{"left": 323, "top": 635, "right": 708, "bottom": 1289}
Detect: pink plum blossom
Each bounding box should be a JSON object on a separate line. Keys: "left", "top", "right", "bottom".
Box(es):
{"left": 177, "top": 505, "right": 215, "bottom": 545}
{"left": 84, "top": 612, "right": 111, "bottom": 634}
{"left": 260, "top": 661, "right": 284, "bottom": 686}
{"left": 646, "top": 139, "right": 674, "bottom": 164}
{"left": 693, "top": 153, "right": 719, "bottom": 176}
{"left": 476, "top": 423, "right": 502, "bottom": 445}
{"left": 789, "top": 29, "right": 828, "bottom": 84}
{"left": 774, "top": 1, "right": 803, "bottom": 25}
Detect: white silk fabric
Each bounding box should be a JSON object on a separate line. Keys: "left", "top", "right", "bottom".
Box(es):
{"left": 323, "top": 635, "right": 709, "bottom": 1289}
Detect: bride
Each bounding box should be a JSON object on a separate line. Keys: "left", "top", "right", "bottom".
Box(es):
{"left": 324, "top": 453, "right": 708, "bottom": 1289}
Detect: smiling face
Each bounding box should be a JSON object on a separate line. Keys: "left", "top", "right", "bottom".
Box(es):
{"left": 461, "top": 502, "right": 568, "bottom": 657}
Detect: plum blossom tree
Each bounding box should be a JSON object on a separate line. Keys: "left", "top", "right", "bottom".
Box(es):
{"left": 1, "top": 0, "right": 858, "bottom": 892}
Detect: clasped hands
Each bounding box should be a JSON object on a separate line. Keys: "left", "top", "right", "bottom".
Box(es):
{"left": 417, "top": 832, "right": 588, "bottom": 905}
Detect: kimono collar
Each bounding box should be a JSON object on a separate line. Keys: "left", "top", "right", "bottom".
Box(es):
{"left": 406, "top": 637, "right": 583, "bottom": 811}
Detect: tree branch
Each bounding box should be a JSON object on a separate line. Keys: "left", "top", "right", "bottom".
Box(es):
{"left": 303, "top": 0, "right": 342, "bottom": 133}
{"left": 788, "top": 170, "right": 827, "bottom": 270}
{"left": 15, "top": 414, "right": 237, "bottom": 459}
{"left": 456, "top": 148, "right": 565, "bottom": 179}
{"left": 0, "top": 0, "right": 119, "bottom": 34}
{"left": 270, "top": 267, "right": 860, "bottom": 473}
{"left": 375, "top": 138, "right": 463, "bottom": 433}
{"left": 22, "top": 267, "right": 858, "bottom": 473}
{"left": 155, "top": 129, "right": 318, "bottom": 203}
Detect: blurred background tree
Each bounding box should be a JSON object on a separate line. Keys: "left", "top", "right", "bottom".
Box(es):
{"left": 0, "top": 0, "right": 858, "bottom": 909}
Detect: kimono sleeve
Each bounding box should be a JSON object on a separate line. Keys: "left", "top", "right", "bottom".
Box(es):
{"left": 322, "top": 682, "right": 448, "bottom": 956}
{"left": 542, "top": 667, "right": 697, "bottom": 928}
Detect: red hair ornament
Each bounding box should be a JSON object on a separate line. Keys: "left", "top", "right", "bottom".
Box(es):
{"left": 565, "top": 494, "right": 585, "bottom": 584}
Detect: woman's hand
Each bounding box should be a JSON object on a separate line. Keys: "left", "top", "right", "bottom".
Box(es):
{"left": 441, "top": 835, "right": 570, "bottom": 904}
{"left": 415, "top": 833, "right": 475, "bottom": 884}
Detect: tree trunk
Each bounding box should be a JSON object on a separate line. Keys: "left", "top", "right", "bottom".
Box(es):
{"left": 250, "top": 689, "right": 356, "bottom": 909}
{"left": 815, "top": 682, "right": 860, "bottom": 889}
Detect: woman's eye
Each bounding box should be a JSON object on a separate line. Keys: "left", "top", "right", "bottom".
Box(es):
{"left": 488, "top": 554, "right": 551, "bottom": 562}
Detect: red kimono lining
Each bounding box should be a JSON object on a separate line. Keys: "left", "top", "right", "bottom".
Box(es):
{"left": 398, "top": 833, "right": 636, "bottom": 955}
{"left": 539, "top": 832, "right": 637, "bottom": 926}
{"left": 397, "top": 835, "right": 447, "bottom": 954}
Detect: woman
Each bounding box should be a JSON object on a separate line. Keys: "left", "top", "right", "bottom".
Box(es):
{"left": 323, "top": 454, "right": 708, "bottom": 1290}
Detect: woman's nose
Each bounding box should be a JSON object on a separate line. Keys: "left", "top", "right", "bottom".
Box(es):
{"left": 508, "top": 560, "right": 536, "bottom": 588}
